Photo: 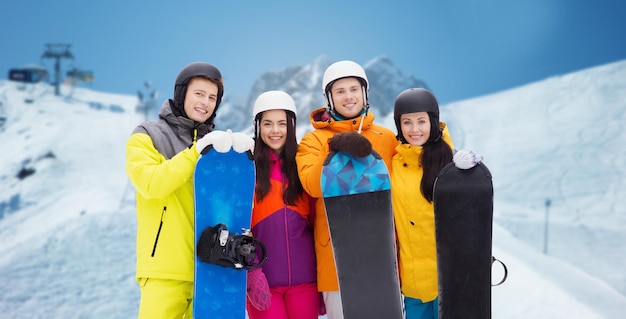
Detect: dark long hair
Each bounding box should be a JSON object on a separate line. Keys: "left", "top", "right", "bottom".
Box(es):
{"left": 253, "top": 110, "right": 304, "bottom": 205}
{"left": 420, "top": 113, "right": 453, "bottom": 203}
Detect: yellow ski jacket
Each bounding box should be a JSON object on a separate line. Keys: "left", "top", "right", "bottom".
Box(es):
{"left": 125, "top": 100, "right": 207, "bottom": 283}
{"left": 390, "top": 123, "right": 453, "bottom": 302}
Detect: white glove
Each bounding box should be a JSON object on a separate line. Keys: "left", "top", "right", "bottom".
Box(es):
{"left": 196, "top": 130, "right": 232, "bottom": 154}
{"left": 453, "top": 149, "right": 483, "bottom": 169}
{"left": 231, "top": 131, "right": 255, "bottom": 154}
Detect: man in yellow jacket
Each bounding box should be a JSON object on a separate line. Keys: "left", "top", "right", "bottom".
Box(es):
{"left": 296, "top": 60, "right": 398, "bottom": 319}
{"left": 125, "top": 62, "right": 228, "bottom": 318}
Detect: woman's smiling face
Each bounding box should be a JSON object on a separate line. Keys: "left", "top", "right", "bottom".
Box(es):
{"left": 400, "top": 112, "right": 431, "bottom": 146}
{"left": 259, "top": 109, "right": 288, "bottom": 154}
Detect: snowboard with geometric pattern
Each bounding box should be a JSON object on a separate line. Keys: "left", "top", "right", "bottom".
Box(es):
{"left": 322, "top": 150, "right": 403, "bottom": 319}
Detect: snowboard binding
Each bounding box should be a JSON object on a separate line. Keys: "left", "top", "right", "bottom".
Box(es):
{"left": 197, "top": 223, "right": 267, "bottom": 270}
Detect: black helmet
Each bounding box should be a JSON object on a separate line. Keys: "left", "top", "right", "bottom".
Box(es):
{"left": 393, "top": 88, "right": 441, "bottom": 144}
{"left": 173, "top": 62, "right": 224, "bottom": 121}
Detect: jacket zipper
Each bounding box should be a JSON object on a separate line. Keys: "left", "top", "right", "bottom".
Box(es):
{"left": 282, "top": 176, "right": 292, "bottom": 286}
{"left": 151, "top": 206, "right": 167, "bottom": 257}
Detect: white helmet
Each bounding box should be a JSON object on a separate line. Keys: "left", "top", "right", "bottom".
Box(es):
{"left": 322, "top": 60, "right": 369, "bottom": 108}
{"left": 252, "top": 90, "right": 297, "bottom": 120}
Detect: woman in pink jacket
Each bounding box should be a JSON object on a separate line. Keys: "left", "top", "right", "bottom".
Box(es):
{"left": 246, "top": 91, "right": 319, "bottom": 319}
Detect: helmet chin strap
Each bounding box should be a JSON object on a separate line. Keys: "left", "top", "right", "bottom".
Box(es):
{"left": 357, "top": 85, "right": 368, "bottom": 134}
{"left": 326, "top": 91, "right": 335, "bottom": 117}
{"left": 357, "top": 112, "right": 366, "bottom": 134}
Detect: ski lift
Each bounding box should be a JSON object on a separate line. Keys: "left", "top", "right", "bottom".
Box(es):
{"left": 66, "top": 68, "right": 95, "bottom": 83}
{"left": 40, "top": 43, "right": 74, "bottom": 96}
{"left": 8, "top": 65, "right": 48, "bottom": 83}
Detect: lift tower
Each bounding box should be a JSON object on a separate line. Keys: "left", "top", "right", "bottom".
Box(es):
{"left": 41, "top": 43, "right": 74, "bottom": 96}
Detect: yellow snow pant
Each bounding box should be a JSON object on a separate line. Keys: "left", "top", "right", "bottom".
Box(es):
{"left": 138, "top": 277, "right": 193, "bottom": 318}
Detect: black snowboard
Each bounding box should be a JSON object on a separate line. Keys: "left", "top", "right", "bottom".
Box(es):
{"left": 322, "top": 151, "right": 403, "bottom": 319}
{"left": 433, "top": 162, "right": 494, "bottom": 319}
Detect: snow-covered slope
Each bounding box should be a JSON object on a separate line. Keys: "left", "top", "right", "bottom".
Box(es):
{"left": 1, "top": 58, "right": 625, "bottom": 318}
{"left": 0, "top": 82, "right": 142, "bottom": 317}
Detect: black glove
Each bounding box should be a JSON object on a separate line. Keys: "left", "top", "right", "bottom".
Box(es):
{"left": 328, "top": 132, "right": 372, "bottom": 158}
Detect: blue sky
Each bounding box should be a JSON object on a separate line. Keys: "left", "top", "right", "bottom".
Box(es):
{"left": 2, "top": 0, "right": 626, "bottom": 104}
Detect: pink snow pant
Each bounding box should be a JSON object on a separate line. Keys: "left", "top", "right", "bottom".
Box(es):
{"left": 247, "top": 282, "right": 319, "bottom": 319}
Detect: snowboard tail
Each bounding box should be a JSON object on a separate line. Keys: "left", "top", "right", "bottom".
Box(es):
{"left": 433, "top": 162, "right": 493, "bottom": 319}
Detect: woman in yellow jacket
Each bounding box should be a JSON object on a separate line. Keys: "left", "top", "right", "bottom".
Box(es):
{"left": 126, "top": 62, "right": 250, "bottom": 318}
{"left": 296, "top": 60, "right": 398, "bottom": 319}
{"left": 390, "top": 88, "right": 454, "bottom": 319}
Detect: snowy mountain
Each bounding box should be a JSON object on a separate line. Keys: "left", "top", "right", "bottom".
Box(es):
{"left": 216, "top": 55, "right": 428, "bottom": 133}
{"left": 1, "top": 58, "right": 625, "bottom": 318}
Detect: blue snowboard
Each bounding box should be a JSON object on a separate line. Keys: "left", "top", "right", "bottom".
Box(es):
{"left": 322, "top": 151, "right": 403, "bottom": 319}
{"left": 193, "top": 148, "right": 255, "bottom": 319}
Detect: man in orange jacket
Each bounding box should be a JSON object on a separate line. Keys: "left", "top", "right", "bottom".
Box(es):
{"left": 295, "top": 60, "right": 398, "bottom": 319}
